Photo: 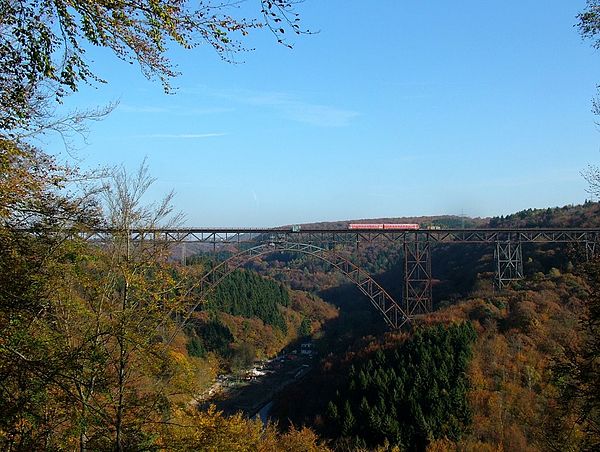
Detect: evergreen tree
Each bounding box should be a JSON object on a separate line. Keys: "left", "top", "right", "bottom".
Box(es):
{"left": 324, "top": 322, "right": 477, "bottom": 450}
{"left": 207, "top": 269, "right": 289, "bottom": 332}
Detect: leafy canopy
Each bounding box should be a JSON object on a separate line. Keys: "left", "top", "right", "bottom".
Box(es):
{"left": 0, "top": 0, "right": 307, "bottom": 132}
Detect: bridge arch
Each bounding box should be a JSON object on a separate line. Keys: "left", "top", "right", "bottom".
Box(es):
{"left": 184, "top": 241, "right": 408, "bottom": 329}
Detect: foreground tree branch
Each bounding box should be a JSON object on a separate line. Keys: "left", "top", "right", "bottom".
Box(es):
{"left": 0, "top": 0, "right": 308, "bottom": 135}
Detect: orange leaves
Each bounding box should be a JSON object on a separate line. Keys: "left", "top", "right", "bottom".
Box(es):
{"left": 447, "top": 273, "right": 594, "bottom": 450}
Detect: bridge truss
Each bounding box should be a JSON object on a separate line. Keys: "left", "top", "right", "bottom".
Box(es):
{"left": 82, "top": 227, "right": 600, "bottom": 247}
{"left": 83, "top": 227, "right": 600, "bottom": 328}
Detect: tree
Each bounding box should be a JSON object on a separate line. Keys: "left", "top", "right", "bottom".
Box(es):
{"left": 0, "top": 0, "right": 308, "bottom": 135}
{"left": 0, "top": 0, "right": 313, "bottom": 448}
{"left": 578, "top": 3, "right": 600, "bottom": 203}
{"left": 0, "top": 138, "right": 99, "bottom": 227}
{"left": 0, "top": 139, "right": 101, "bottom": 449}
{"left": 583, "top": 165, "right": 600, "bottom": 200}
{"left": 0, "top": 155, "right": 215, "bottom": 450}
{"left": 323, "top": 323, "right": 477, "bottom": 449}
{"left": 578, "top": 1, "right": 600, "bottom": 112}
{"left": 70, "top": 161, "right": 199, "bottom": 450}
{"left": 161, "top": 405, "right": 332, "bottom": 451}
{"left": 552, "top": 260, "right": 600, "bottom": 451}
{"left": 299, "top": 316, "right": 312, "bottom": 337}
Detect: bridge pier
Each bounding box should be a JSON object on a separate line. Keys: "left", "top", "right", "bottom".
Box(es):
{"left": 494, "top": 241, "right": 523, "bottom": 289}
{"left": 586, "top": 240, "right": 597, "bottom": 261}
{"left": 404, "top": 235, "right": 433, "bottom": 316}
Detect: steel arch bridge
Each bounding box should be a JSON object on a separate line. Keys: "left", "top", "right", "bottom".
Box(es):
{"left": 183, "top": 241, "right": 408, "bottom": 329}
{"left": 80, "top": 226, "right": 600, "bottom": 329}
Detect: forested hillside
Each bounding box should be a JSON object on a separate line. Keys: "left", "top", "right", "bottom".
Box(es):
{"left": 261, "top": 202, "right": 600, "bottom": 450}
{"left": 245, "top": 203, "right": 600, "bottom": 326}
{"left": 208, "top": 269, "right": 290, "bottom": 331}
{"left": 185, "top": 267, "right": 337, "bottom": 369}
{"left": 489, "top": 201, "right": 600, "bottom": 228}
{"left": 269, "top": 261, "right": 600, "bottom": 451}
{"left": 425, "top": 265, "right": 599, "bottom": 451}
{"left": 323, "top": 323, "right": 476, "bottom": 450}
{"left": 0, "top": 149, "right": 336, "bottom": 450}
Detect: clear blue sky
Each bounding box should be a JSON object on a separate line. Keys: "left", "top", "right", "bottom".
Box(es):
{"left": 46, "top": 0, "right": 600, "bottom": 227}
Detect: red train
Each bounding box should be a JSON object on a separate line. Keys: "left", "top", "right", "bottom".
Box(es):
{"left": 348, "top": 223, "right": 420, "bottom": 230}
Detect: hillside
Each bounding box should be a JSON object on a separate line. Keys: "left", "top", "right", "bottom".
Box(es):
{"left": 270, "top": 262, "right": 599, "bottom": 451}
{"left": 489, "top": 201, "right": 600, "bottom": 228}
{"left": 285, "top": 201, "right": 600, "bottom": 230}
{"left": 185, "top": 268, "right": 338, "bottom": 371}
{"left": 259, "top": 202, "right": 600, "bottom": 450}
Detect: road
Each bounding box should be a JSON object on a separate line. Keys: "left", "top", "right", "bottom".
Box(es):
{"left": 203, "top": 353, "right": 314, "bottom": 420}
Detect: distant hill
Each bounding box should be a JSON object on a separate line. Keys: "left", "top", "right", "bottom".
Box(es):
{"left": 284, "top": 201, "right": 600, "bottom": 230}
{"left": 489, "top": 201, "right": 600, "bottom": 228}
{"left": 284, "top": 215, "right": 487, "bottom": 230}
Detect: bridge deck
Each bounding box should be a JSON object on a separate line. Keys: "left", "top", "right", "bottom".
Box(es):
{"left": 83, "top": 227, "right": 600, "bottom": 245}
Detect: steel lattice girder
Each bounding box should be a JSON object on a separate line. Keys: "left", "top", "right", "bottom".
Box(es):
{"left": 79, "top": 228, "right": 600, "bottom": 247}
{"left": 586, "top": 240, "right": 598, "bottom": 261}
{"left": 494, "top": 241, "right": 524, "bottom": 289}
{"left": 404, "top": 237, "right": 432, "bottom": 316}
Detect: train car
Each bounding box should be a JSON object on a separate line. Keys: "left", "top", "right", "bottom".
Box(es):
{"left": 348, "top": 223, "right": 420, "bottom": 230}
{"left": 348, "top": 223, "right": 384, "bottom": 229}
{"left": 383, "top": 223, "right": 420, "bottom": 230}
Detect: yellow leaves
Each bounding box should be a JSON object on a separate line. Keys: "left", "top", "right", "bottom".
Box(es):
{"left": 468, "top": 359, "right": 485, "bottom": 390}
{"left": 426, "top": 437, "right": 458, "bottom": 452}
{"left": 160, "top": 406, "right": 331, "bottom": 452}
{"left": 0, "top": 140, "right": 45, "bottom": 219}
{"left": 160, "top": 405, "right": 264, "bottom": 451}
{"left": 219, "top": 312, "right": 284, "bottom": 359}
{"left": 170, "top": 349, "right": 187, "bottom": 365}
{"left": 271, "top": 425, "right": 332, "bottom": 452}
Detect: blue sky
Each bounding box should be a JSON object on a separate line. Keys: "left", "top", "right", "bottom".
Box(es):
{"left": 46, "top": 0, "right": 600, "bottom": 227}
